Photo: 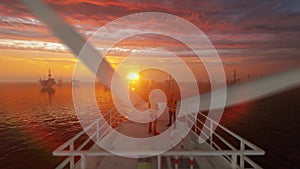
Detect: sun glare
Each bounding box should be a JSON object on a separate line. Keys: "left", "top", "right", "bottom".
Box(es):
{"left": 127, "top": 72, "right": 140, "bottom": 81}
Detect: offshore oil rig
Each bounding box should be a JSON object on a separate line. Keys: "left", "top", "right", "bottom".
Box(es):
{"left": 39, "top": 69, "right": 56, "bottom": 90}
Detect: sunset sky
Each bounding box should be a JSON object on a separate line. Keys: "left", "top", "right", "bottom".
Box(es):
{"left": 0, "top": 0, "right": 299, "bottom": 82}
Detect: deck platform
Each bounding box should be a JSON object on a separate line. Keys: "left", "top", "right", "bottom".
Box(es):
{"left": 53, "top": 108, "right": 265, "bottom": 169}
{"left": 81, "top": 120, "right": 233, "bottom": 169}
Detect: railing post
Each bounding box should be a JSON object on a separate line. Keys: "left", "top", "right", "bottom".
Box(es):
{"left": 109, "top": 110, "right": 112, "bottom": 132}
{"left": 174, "top": 156, "right": 179, "bottom": 169}
{"left": 157, "top": 155, "right": 161, "bottom": 169}
{"left": 81, "top": 154, "right": 87, "bottom": 169}
{"left": 196, "top": 114, "right": 198, "bottom": 135}
{"left": 210, "top": 120, "right": 213, "bottom": 147}
{"left": 190, "top": 156, "right": 194, "bottom": 169}
{"left": 232, "top": 154, "right": 237, "bottom": 169}
{"left": 96, "top": 119, "right": 99, "bottom": 141}
{"left": 240, "top": 140, "right": 245, "bottom": 168}
{"left": 194, "top": 114, "right": 198, "bottom": 135}
{"left": 70, "top": 142, "right": 74, "bottom": 169}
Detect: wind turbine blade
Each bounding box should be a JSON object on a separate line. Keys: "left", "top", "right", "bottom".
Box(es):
{"left": 21, "top": 0, "right": 156, "bottom": 122}
{"left": 223, "top": 68, "right": 300, "bottom": 109}
{"left": 20, "top": 0, "right": 115, "bottom": 86}
{"left": 180, "top": 68, "right": 300, "bottom": 116}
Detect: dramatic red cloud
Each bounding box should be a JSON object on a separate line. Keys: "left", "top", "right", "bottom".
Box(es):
{"left": 0, "top": 0, "right": 299, "bottom": 81}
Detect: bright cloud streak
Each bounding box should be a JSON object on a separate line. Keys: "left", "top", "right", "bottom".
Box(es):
{"left": 0, "top": 16, "right": 42, "bottom": 26}
{"left": 0, "top": 39, "right": 69, "bottom": 52}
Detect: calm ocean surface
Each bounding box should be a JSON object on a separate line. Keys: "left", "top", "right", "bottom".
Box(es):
{"left": 0, "top": 83, "right": 299, "bottom": 169}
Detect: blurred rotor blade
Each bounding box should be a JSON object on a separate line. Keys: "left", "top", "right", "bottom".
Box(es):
{"left": 21, "top": 0, "right": 114, "bottom": 86}
{"left": 181, "top": 68, "right": 300, "bottom": 115}
{"left": 21, "top": 0, "right": 158, "bottom": 122}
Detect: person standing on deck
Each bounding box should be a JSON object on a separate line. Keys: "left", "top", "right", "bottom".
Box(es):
{"left": 167, "top": 99, "right": 177, "bottom": 126}
{"left": 148, "top": 98, "right": 160, "bottom": 135}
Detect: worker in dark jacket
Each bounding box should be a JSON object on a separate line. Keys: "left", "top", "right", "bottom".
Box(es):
{"left": 148, "top": 99, "right": 160, "bottom": 135}
{"left": 166, "top": 99, "right": 177, "bottom": 126}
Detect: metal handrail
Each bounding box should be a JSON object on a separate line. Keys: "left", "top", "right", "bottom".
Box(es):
{"left": 189, "top": 112, "right": 264, "bottom": 169}
{"left": 54, "top": 109, "right": 120, "bottom": 150}
{"left": 196, "top": 112, "right": 264, "bottom": 152}
{"left": 53, "top": 109, "right": 265, "bottom": 169}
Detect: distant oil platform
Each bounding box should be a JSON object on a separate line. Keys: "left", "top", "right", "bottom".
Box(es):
{"left": 226, "top": 69, "right": 253, "bottom": 85}
{"left": 39, "top": 69, "right": 56, "bottom": 90}
{"left": 227, "top": 69, "right": 241, "bottom": 84}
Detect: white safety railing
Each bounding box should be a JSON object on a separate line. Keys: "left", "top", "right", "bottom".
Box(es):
{"left": 189, "top": 112, "right": 265, "bottom": 169}
{"left": 53, "top": 109, "right": 264, "bottom": 169}
{"left": 53, "top": 108, "right": 123, "bottom": 169}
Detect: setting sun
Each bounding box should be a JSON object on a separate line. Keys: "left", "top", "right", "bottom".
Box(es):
{"left": 127, "top": 72, "right": 140, "bottom": 81}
